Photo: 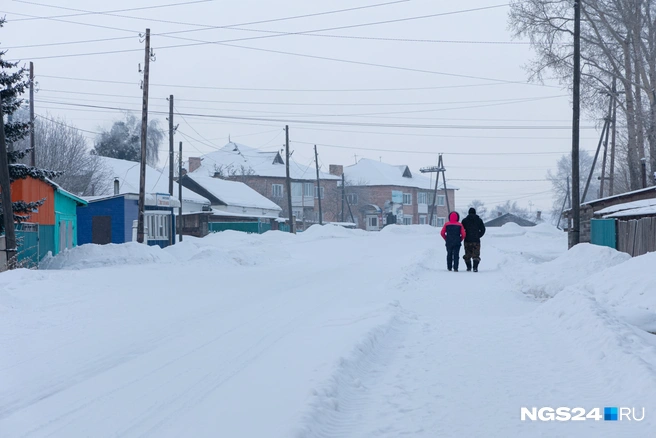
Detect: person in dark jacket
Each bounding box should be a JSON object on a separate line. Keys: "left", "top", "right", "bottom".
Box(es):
{"left": 440, "top": 211, "right": 466, "bottom": 272}
{"left": 461, "top": 207, "right": 486, "bottom": 272}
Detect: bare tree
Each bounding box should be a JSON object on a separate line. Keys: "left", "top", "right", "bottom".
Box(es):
{"left": 509, "top": 0, "right": 656, "bottom": 189}
{"left": 546, "top": 149, "right": 600, "bottom": 221}
{"left": 12, "top": 112, "right": 110, "bottom": 196}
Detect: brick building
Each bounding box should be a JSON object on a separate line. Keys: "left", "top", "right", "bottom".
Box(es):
{"left": 187, "top": 142, "right": 341, "bottom": 224}
{"left": 334, "top": 159, "right": 457, "bottom": 231}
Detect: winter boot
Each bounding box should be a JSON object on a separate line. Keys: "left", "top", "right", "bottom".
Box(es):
{"left": 465, "top": 259, "right": 472, "bottom": 272}
{"left": 473, "top": 260, "right": 479, "bottom": 272}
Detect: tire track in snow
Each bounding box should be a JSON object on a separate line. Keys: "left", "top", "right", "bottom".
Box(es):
{"left": 293, "top": 303, "right": 412, "bottom": 438}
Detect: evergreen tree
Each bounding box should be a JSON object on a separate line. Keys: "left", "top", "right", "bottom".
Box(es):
{"left": 1, "top": 18, "right": 60, "bottom": 233}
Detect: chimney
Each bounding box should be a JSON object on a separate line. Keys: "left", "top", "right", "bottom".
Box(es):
{"left": 329, "top": 164, "right": 343, "bottom": 177}
{"left": 536, "top": 211, "right": 542, "bottom": 221}
{"left": 189, "top": 157, "right": 202, "bottom": 173}
{"left": 497, "top": 212, "right": 502, "bottom": 217}
{"left": 113, "top": 177, "right": 120, "bottom": 195}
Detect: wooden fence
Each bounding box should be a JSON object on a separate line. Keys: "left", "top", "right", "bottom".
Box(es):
{"left": 617, "top": 217, "right": 656, "bottom": 257}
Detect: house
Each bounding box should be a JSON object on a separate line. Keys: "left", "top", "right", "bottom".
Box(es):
{"left": 563, "top": 186, "right": 656, "bottom": 247}
{"left": 333, "top": 159, "right": 457, "bottom": 231}
{"left": 76, "top": 157, "right": 207, "bottom": 247}
{"left": 588, "top": 194, "right": 656, "bottom": 257}
{"left": 77, "top": 192, "right": 180, "bottom": 248}
{"left": 485, "top": 213, "right": 537, "bottom": 228}
{"left": 186, "top": 142, "right": 341, "bottom": 225}
{"left": 8, "top": 176, "right": 87, "bottom": 267}
{"left": 179, "top": 174, "right": 282, "bottom": 234}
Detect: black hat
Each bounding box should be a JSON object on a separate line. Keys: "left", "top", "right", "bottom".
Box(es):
{"left": 468, "top": 207, "right": 476, "bottom": 215}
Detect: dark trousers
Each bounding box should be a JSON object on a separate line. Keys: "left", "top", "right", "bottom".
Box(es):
{"left": 446, "top": 243, "right": 461, "bottom": 270}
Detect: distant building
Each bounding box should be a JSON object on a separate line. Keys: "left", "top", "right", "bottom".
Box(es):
{"left": 485, "top": 213, "right": 537, "bottom": 228}
{"left": 336, "top": 159, "right": 457, "bottom": 231}
{"left": 186, "top": 142, "right": 341, "bottom": 225}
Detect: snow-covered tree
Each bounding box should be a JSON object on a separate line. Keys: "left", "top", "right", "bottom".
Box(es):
{"left": 92, "top": 113, "right": 164, "bottom": 167}
{"left": 1, "top": 18, "right": 60, "bottom": 234}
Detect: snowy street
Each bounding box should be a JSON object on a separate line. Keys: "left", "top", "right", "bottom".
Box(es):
{"left": 1, "top": 224, "right": 655, "bottom": 437}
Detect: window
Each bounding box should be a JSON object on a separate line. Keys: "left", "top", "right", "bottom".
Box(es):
{"left": 419, "top": 216, "right": 426, "bottom": 225}
{"left": 403, "top": 217, "right": 413, "bottom": 225}
{"left": 436, "top": 217, "right": 446, "bottom": 227}
{"left": 346, "top": 193, "right": 358, "bottom": 205}
{"left": 314, "top": 186, "right": 324, "bottom": 199}
{"left": 368, "top": 216, "right": 378, "bottom": 227}
{"left": 304, "top": 182, "right": 314, "bottom": 197}
{"left": 291, "top": 182, "right": 302, "bottom": 197}
{"left": 403, "top": 193, "right": 412, "bottom": 205}
{"left": 418, "top": 192, "right": 428, "bottom": 205}
{"left": 437, "top": 195, "right": 446, "bottom": 206}
{"left": 272, "top": 184, "right": 283, "bottom": 198}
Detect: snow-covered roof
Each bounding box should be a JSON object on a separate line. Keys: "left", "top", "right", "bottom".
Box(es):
{"left": 95, "top": 156, "right": 209, "bottom": 204}
{"left": 343, "top": 158, "right": 457, "bottom": 190}
{"left": 44, "top": 178, "right": 87, "bottom": 206}
{"left": 596, "top": 198, "right": 656, "bottom": 216}
{"left": 182, "top": 174, "right": 282, "bottom": 212}
{"left": 583, "top": 185, "right": 656, "bottom": 206}
{"left": 210, "top": 209, "right": 279, "bottom": 219}
{"left": 596, "top": 198, "right": 656, "bottom": 218}
{"left": 189, "top": 142, "right": 340, "bottom": 180}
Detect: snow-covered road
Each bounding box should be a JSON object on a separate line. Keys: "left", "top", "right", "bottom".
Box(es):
{"left": 1, "top": 224, "right": 655, "bottom": 437}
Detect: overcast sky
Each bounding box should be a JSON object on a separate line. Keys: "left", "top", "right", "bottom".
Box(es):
{"left": 1, "top": 0, "right": 603, "bottom": 214}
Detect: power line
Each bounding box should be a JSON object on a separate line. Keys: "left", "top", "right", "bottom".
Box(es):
{"left": 35, "top": 99, "right": 599, "bottom": 130}
{"left": 36, "top": 75, "right": 528, "bottom": 92}
{"left": 9, "top": 0, "right": 215, "bottom": 22}
{"left": 449, "top": 178, "right": 549, "bottom": 182}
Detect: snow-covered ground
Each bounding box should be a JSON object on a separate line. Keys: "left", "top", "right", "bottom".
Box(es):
{"left": 1, "top": 223, "right": 655, "bottom": 437}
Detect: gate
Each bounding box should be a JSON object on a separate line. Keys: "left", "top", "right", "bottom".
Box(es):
{"left": 590, "top": 219, "right": 616, "bottom": 249}
{"left": 15, "top": 222, "right": 39, "bottom": 268}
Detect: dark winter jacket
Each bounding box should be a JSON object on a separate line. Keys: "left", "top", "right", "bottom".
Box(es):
{"left": 462, "top": 213, "right": 486, "bottom": 243}
{"left": 440, "top": 212, "right": 466, "bottom": 247}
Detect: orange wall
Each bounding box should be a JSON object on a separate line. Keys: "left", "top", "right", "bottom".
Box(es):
{"left": 9, "top": 178, "right": 55, "bottom": 225}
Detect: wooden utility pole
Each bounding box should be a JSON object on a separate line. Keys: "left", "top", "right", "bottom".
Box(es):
{"left": 284, "top": 125, "right": 294, "bottom": 233}
{"left": 557, "top": 176, "right": 571, "bottom": 230}
{"left": 29, "top": 62, "right": 35, "bottom": 167}
{"left": 314, "top": 145, "right": 323, "bottom": 225}
{"left": 0, "top": 96, "right": 17, "bottom": 269}
{"left": 609, "top": 79, "right": 617, "bottom": 196}
{"left": 641, "top": 158, "right": 647, "bottom": 188}
{"left": 582, "top": 118, "right": 609, "bottom": 202}
{"left": 420, "top": 154, "right": 450, "bottom": 226}
{"left": 137, "top": 28, "right": 152, "bottom": 244}
{"left": 599, "top": 92, "right": 613, "bottom": 198}
{"left": 341, "top": 173, "right": 345, "bottom": 222}
{"left": 570, "top": 0, "right": 582, "bottom": 246}
{"left": 168, "top": 94, "right": 174, "bottom": 196}
{"left": 178, "top": 141, "right": 183, "bottom": 243}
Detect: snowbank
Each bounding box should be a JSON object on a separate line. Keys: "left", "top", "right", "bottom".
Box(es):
{"left": 40, "top": 242, "right": 177, "bottom": 270}
{"left": 379, "top": 224, "right": 440, "bottom": 235}
{"left": 297, "top": 224, "right": 368, "bottom": 239}
{"left": 513, "top": 243, "right": 631, "bottom": 299}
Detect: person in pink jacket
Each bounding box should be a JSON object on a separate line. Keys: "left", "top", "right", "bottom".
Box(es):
{"left": 440, "top": 211, "right": 466, "bottom": 271}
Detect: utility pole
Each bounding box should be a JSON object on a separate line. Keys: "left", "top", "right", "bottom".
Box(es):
{"left": 599, "top": 91, "right": 613, "bottom": 198}
{"left": 29, "top": 62, "right": 35, "bottom": 167}
{"left": 609, "top": 79, "right": 617, "bottom": 196}
{"left": 641, "top": 158, "right": 647, "bottom": 188}
{"left": 168, "top": 94, "right": 174, "bottom": 196}
{"left": 582, "top": 117, "right": 610, "bottom": 202}
{"left": 0, "top": 96, "right": 17, "bottom": 269}
{"left": 341, "top": 173, "right": 345, "bottom": 222}
{"left": 420, "top": 154, "right": 450, "bottom": 226}
{"left": 557, "top": 176, "right": 571, "bottom": 230}
{"left": 178, "top": 141, "right": 183, "bottom": 243}
{"left": 570, "top": 0, "right": 582, "bottom": 246}
{"left": 137, "top": 28, "right": 152, "bottom": 244}
{"left": 314, "top": 145, "right": 323, "bottom": 225}
{"left": 285, "top": 125, "right": 294, "bottom": 233}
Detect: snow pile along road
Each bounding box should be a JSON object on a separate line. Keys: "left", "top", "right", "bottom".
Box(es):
{"left": 2, "top": 223, "right": 655, "bottom": 437}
